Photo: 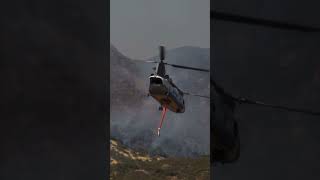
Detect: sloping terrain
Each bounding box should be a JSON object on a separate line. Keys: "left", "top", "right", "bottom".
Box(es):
{"left": 110, "top": 139, "right": 210, "bottom": 180}
{"left": 110, "top": 45, "right": 146, "bottom": 109}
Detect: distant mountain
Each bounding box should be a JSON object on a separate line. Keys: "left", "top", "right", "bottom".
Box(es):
{"left": 110, "top": 45, "right": 146, "bottom": 109}
{"left": 110, "top": 45, "right": 210, "bottom": 158}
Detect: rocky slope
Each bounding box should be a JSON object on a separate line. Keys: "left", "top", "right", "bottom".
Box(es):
{"left": 110, "top": 139, "right": 210, "bottom": 180}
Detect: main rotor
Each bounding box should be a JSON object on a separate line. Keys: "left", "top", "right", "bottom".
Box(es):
{"left": 156, "top": 46, "right": 166, "bottom": 77}
{"left": 129, "top": 45, "right": 210, "bottom": 74}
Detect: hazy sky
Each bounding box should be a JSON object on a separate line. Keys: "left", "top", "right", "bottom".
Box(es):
{"left": 111, "top": 0, "right": 210, "bottom": 59}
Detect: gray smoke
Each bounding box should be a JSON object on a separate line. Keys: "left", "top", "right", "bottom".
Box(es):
{"left": 110, "top": 45, "right": 210, "bottom": 157}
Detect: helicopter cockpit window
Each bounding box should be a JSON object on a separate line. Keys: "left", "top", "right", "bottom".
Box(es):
{"left": 150, "top": 77, "right": 162, "bottom": 84}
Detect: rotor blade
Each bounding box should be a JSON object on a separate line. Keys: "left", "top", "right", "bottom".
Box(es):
{"left": 128, "top": 59, "right": 158, "bottom": 64}
{"left": 238, "top": 98, "right": 320, "bottom": 116}
{"left": 211, "top": 78, "right": 320, "bottom": 116}
{"left": 164, "top": 63, "right": 210, "bottom": 72}
{"left": 184, "top": 92, "right": 210, "bottom": 99}
{"left": 211, "top": 11, "right": 320, "bottom": 32}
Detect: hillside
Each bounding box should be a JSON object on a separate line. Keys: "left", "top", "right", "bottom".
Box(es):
{"left": 110, "top": 139, "right": 210, "bottom": 180}
{"left": 110, "top": 45, "right": 146, "bottom": 108}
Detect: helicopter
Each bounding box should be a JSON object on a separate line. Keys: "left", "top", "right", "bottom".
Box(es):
{"left": 211, "top": 10, "right": 320, "bottom": 164}
{"left": 134, "top": 46, "right": 210, "bottom": 136}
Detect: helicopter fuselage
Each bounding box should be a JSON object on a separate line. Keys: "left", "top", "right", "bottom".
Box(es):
{"left": 149, "top": 75, "right": 185, "bottom": 113}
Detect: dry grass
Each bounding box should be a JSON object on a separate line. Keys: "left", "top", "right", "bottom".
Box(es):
{"left": 110, "top": 139, "right": 210, "bottom": 180}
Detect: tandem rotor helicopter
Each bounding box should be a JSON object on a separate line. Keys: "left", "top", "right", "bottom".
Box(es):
{"left": 133, "top": 46, "right": 210, "bottom": 137}
{"left": 126, "top": 10, "right": 320, "bottom": 164}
